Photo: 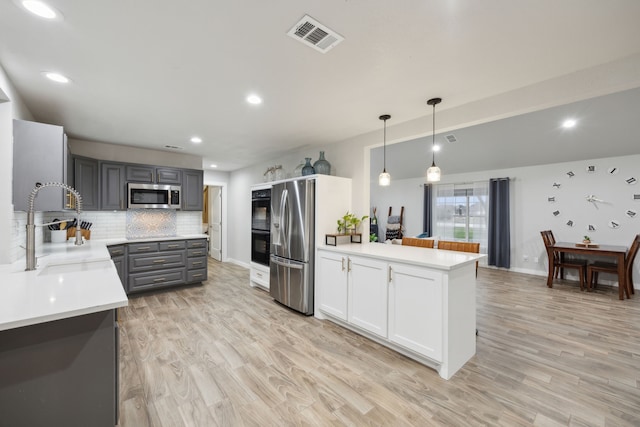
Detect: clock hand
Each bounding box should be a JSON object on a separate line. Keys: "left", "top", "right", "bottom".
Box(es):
{"left": 586, "top": 195, "right": 605, "bottom": 203}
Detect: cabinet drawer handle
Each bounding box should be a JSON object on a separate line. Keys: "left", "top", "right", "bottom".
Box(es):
{"left": 341, "top": 257, "right": 345, "bottom": 271}
{"left": 192, "top": 251, "right": 203, "bottom": 256}
{"left": 111, "top": 250, "right": 123, "bottom": 255}
{"left": 153, "top": 259, "right": 166, "bottom": 263}
{"left": 137, "top": 246, "right": 151, "bottom": 250}
{"left": 347, "top": 258, "right": 352, "bottom": 272}
{"left": 192, "top": 274, "right": 203, "bottom": 278}
{"left": 256, "top": 271, "right": 263, "bottom": 277}
{"left": 153, "top": 278, "right": 166, "bottom": 282}
{"left": 192, "top": 261, "right": 202, "bottom": 266}
{"left": 388, "top": 266, "right": 392, "bottom": 283}
{"left": 168, "top": 244, "right": 180, "bottom": 248}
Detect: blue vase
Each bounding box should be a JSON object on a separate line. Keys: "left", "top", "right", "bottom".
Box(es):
{"left": 313, "top": 151, "right": 331, "bottom": 175}
{"left": 301, "top": 157, "right": 315, "bottom": 176}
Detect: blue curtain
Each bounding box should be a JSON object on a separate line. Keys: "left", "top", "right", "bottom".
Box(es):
{"left": 488, "top": 178, "right": 510, "bottom": 268}
{"left": 423, "top": 184, "right": 433, "bottom": 237}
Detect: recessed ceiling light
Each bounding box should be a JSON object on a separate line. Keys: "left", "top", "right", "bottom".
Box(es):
{"left": 190, "top": 136, "right": 202, "bottom": 143}
{"left": 42, "top": 72, "right": 70, "bottom": 83}
{"left": 21, "top": 1, "right": 59, "bottom": 19}
{"left": 210, "top": 164, "right": 217, "bottom": 168}
{"left": 562, "top": 119, "right": 577, "bottom": 129}
{"left": 247, "top": 94, "right": 262, "bottom": 105}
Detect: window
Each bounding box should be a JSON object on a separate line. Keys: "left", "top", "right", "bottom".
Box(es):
{"left": 434, "top": 182, "right": 489, "bottom": 254}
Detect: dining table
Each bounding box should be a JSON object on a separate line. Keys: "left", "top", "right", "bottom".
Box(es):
{"left": 549, "top": 242, "right": 629, "bottom": 300}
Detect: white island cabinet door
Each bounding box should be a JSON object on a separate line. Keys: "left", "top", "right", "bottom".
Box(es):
{"left": 317, "top": 250, "right": 348, "bottom": 321}
{"left": 388, "top": 263, "right": 443, "bottom": 362}
{"left": 348, "top": 256, "right": 389, "bottom": 338}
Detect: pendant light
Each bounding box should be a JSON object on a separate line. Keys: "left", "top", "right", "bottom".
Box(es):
{"left": 426, "top": 97, "right": 442, "bottom": 182}
{"left": 378, "top": 114, "right": 391, "bottom": 186}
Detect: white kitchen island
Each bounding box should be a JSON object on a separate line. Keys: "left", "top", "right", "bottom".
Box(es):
{"left": 315, "top": 243, "right": 484, "bottom": 380}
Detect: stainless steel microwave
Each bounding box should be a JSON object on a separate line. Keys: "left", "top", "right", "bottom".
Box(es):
{"left": 127, "top": 183, "right": 181, "bottom": 209}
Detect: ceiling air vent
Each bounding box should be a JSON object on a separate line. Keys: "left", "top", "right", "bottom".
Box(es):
{"left": 287, "top": 15, "right": 344, "bottom": 53}
{"left": 445, "top": 134, "right": 458, "bottom": 143}
{"left": 164, "top": 145, "right": 184, "bottom": 150}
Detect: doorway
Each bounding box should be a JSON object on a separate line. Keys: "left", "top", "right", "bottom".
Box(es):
{"left": 203, "top": 185, "right": 223, "bottom": 261}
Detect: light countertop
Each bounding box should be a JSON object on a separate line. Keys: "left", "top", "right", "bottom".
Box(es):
{"left": 0, "top": 235, "right": 206, "bottom": 332}
{"left": 0, "top": 240, "right": 126, "bottom": 331}
{"left": 319, "top": 242, "right": 485, "bottom": 271}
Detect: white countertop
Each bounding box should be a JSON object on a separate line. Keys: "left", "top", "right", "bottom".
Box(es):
{"left": 0, "top": 240, "right": 127, "bottom": 331}
{"left": 319, "top": 243, "right": 485, "bottom": 271}
{"left": 0, "top": 234, "right": 209, "bottom": 331}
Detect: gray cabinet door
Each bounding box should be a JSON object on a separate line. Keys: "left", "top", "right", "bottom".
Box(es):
{"left": 12, "top": 119, "right": 68, "bottom": 211}
{"left": 100, "top": 162, "right": 126, "bottom": 210}
{"left": 125, "top": 165, "right": 154, "bottom": 183}
{"left": 156, "top": 167, "right": 182, "bottom": 184}
{"left": 74, "top": 156, "right": 100, "bottom": 210}
{"left": 182, "top": 169, "right": 204, "bottom": 211}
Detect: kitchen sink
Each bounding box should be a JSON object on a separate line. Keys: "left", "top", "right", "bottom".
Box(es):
{"left": 37, "top": 259, "right": 114, "bottom": 276}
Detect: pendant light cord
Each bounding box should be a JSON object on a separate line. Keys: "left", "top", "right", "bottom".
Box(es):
{"left": 383, "top": 118, "right": 387, "bottom": 172}
{"left": 431, "top": 103, "right": 436, "bottom": 166}
{"left": 379, "top": 114, "right": 391, "bottom": 173}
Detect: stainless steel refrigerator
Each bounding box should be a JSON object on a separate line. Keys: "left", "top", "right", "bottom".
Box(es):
{"left": 270, "top": 179, "right": 315, "bottom": 315}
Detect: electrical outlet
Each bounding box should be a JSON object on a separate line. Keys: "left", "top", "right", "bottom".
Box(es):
{"left": 523, "top": 254, "right": 529, "bottom": 261}
{"left": 533, "top": 257, "right": 539, "bottom": 263}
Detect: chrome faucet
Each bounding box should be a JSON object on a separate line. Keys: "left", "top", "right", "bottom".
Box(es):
{"left": 26, "top": 182, "right": 83, "bottom": 271}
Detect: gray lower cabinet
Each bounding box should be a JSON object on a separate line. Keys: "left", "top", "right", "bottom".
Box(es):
{"left": 125, "top": 239, "right": 207, "bottom": 294}
{"left": 74, "top": 156, "right": 100, "bottom": 210}
{"left": 107, "top": 244, "right": 127, "bottom": 290}
{"left": 186, "top": 238, "right": 208, "bottom": 283}
{"left": 100, "top": 162, "right": 126, "bottom": 210}
{"left": 0, "top": 310, "right": 119, "bottom": 427}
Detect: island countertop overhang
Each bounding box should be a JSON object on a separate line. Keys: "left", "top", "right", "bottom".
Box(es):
{"left": 318, "top": 242, "right": 485, "bottom": 271}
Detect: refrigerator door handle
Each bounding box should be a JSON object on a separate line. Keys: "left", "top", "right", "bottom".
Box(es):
{"left": 271, "top": 256, "right": 304, "bottom": 270}
{"left": 280, "top": 188, "right": 289, "bottom": 253}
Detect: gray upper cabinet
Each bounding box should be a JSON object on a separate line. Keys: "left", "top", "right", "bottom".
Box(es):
{"left": 101, "top": 162, "right": 126, "bottom": 210}
{"left": 156, "top": 167, "right": 182, "bottom": 184}
{"left": 126, "top": 165, "right": 182, "bottom": 184}
{"left": 182, "top": 169, "right": 203, "bottom": 211}
{"left": 125, "top": 165, "right": 154, "bottom": 183}
{"left": 13, "top": 119, "right": 69, "bottom": 211}
{"left": 74, "top": 156, "right": 99, "bottom": 210}
{"left": 72, "top": 157, "right": 203, "bottom": 211}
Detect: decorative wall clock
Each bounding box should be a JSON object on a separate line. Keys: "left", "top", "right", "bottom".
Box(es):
{"left": 548, "top": 164, "right": 637, "bottom": 231}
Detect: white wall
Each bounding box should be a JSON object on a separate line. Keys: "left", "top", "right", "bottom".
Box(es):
{"left": 1, "top": 63, "right": 34, "bottom": 264}
{"left": 370, "top": 178, "right": 425, "bottom": 241}
{"left": 69, "top": 138, "right": 202, "bottom": 169}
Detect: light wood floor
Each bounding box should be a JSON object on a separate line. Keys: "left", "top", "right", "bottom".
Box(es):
{"left": 118, "top": 260, "right": 640, "bottom": 426}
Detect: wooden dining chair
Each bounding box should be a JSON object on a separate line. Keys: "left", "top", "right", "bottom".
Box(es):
{"left": 540, "top": 230, "right": 587, "bottom": 290}
{"left": 587, "top": 234, "right": 639, "bottom": 298}
{"left": 402, "top": 237, "right": 435, "bottom": 248}
{"left": 437, "top": 240, "right": 480, "bottom": 276}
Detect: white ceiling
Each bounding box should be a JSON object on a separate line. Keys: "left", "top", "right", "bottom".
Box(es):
{"left": 1, "top": 1, "right": 640, "bottom": 171}
{"left": 370, "top": 87, "right": 640, "bottom": 180}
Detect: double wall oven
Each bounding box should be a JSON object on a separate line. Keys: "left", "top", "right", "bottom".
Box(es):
{"left": 251, "top": 188, "right": 271, "bottom": 266}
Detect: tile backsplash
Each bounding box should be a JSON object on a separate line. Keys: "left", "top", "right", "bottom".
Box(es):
{"left": 126, "top": 209, "right": 177, "bottom": 239}
{"left": 11, "top": 210, "right": 202, "bottom": 262}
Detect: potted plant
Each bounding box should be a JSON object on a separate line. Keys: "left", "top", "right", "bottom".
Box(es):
{"left": 337, "top": 212, "right": 369, "bottom": 235}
